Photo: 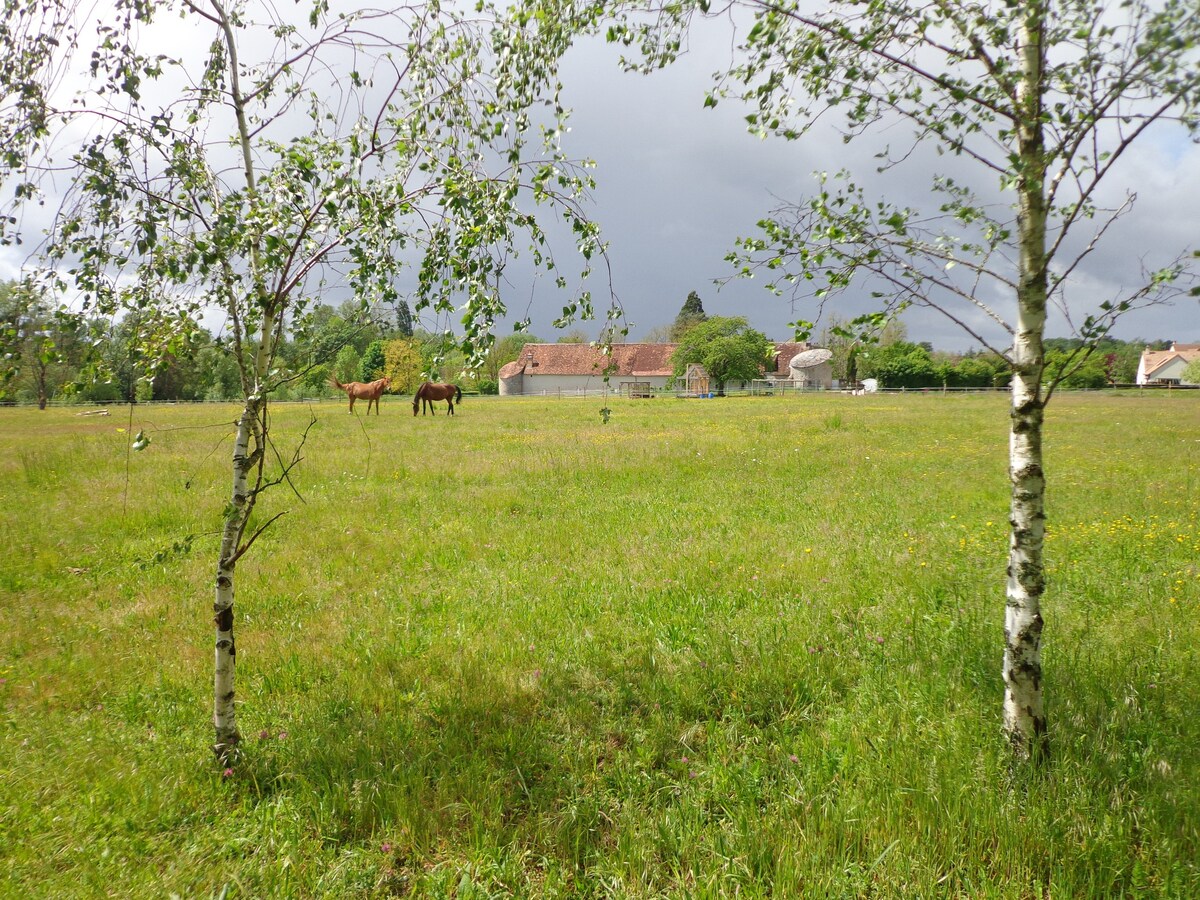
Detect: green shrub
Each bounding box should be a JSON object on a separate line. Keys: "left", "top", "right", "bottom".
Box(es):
{"left": 360, "top": 340, "right": 387, "bottom": 382}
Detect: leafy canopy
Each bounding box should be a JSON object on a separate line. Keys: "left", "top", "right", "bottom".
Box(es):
{"left": 670, "top": 315, "right": 771, "bottom": 390}
{"left": 1181, "top": 357, "right": 1200, "bottom": 385}
{"left": 0, "top": 0, "right": 610, "bottom": 392}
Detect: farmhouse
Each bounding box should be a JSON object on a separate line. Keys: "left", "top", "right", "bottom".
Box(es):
{"left": 499, "top": 343, "right": 674, "bottom": 396}
{"left": 498, "top": 341, "right": 825, "bottom": 396}
{"left": 1135, "top": 342, "right": 1200, "bottom": 385}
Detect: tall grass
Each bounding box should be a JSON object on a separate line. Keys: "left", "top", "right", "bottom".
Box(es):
{"left": 0, "top": 392, "right": 1197, "bottom": 897}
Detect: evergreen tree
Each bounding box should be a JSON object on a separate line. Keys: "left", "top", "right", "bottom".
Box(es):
{"left": 669, "top": 291, "right": 708, "bottom": 341}
{"left": 394, "top": 300, "right": 414, "bottom": 338}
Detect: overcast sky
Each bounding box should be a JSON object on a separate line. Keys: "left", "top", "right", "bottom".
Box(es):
{"left": 502, "top": 22, "right": 1200, "bottom": 351}
{"left": 3, "top": 4, "right": 1198, "bottom": 352}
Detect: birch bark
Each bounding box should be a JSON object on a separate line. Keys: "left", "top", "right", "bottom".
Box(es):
{"left": 212, "top": 398, "right": 260, "bottom": 757}
{"left": 211, "top": 321, "right": 275, "bottom": 761}
{"left": 1004, "top": 4, "right": 1049, "bottom": 757}
{"left": 210, "top": 0, "right": 271, "bottom": 761}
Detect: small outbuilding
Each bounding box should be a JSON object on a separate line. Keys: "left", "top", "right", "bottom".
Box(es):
{"left": 787, "top": 347, "right": 835, "bottom": 389}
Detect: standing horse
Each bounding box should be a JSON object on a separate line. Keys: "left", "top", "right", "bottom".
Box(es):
{"left": 330, "top": 375, "right": 391, "bottom": 415}
{"left": 412, "top": 381, "right": 462, "bottom": 416}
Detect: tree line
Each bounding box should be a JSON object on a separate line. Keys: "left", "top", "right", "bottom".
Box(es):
{"left": 820, "top": 321, "right": 1166, "bottom": 390}
{"left": 2, "top": 278, "right": 1174, "bottom": 407}
{"left": 662, "top": 291, "right": 1170, "bottom": 392}
{"left": 1, "top": 282, "right": 553, "bottom": 406}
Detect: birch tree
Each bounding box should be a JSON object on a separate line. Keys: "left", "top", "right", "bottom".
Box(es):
{"left": 0, "top": 278, "right": 76, "bottom": 407}
{"left": 611, "top": 0, "right": 1200, "bottom": 760}
{"left": 1, "top": 0, "right": 605, "bottom": 762}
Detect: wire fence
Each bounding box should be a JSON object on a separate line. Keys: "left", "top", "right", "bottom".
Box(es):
{"left": 5, "top": 381, "right": 1199, "bottom": 409}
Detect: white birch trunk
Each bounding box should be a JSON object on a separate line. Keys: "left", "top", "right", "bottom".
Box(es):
{"left": 1004, "top": 363, "right": 1047, "bottom": 754}
{"left": 210, "top": 0, "right": 273, "bottom": 762}
{"left": 1004, "top": 4, "right": 1049, "bottom": 758}
{"left": 213, "top": 396, "right": 261, "bottom": 759}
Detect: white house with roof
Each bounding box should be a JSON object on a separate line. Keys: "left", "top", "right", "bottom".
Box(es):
{"left": 1136, "top": 343, "right": 1200, "bottom": 385}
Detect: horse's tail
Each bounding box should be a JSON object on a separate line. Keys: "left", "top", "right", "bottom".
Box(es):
{"left": 329, "top": 374, "right": 346, "bottom": 392}
{"left": 455, "top": 385, "right": 462, "bottom": 404}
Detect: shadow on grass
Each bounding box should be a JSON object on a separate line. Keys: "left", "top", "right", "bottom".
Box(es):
{"left": 236, "top": 637, "right": 860, "bottom": 879}
{"left": 221, "top": 594, "right": 1200, "bottom": 896}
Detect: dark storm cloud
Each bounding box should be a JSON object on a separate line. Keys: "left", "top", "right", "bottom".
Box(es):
{"left": 4, "top": 10, "right": 1197, "bottom": 350}
{"left": 499, "top": 29, "right": 1200, "bottom": 350}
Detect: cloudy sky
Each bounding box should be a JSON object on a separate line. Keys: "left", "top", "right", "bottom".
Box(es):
{"left": 509, "top": 21, "right": 1200, "bottom": 351}
{"left": 4, "top": 4, "right": 1198, "bottom": 353}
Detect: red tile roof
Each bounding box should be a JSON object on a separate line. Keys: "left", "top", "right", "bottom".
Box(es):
{"left": 499, "top": 341, "right": 814, "bottom": 379}
{"left": 501, "top": 343, "right": 676, "bottom": 378}
{"left": 769, "top": 343, "right": 811, "bottom": 376}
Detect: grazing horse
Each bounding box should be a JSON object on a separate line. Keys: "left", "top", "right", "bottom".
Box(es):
{"left": 330, "top": 375, "right": 391, "bottom": 415}
{"left": 413, "top": 381, "right": 462, "bottom": 416}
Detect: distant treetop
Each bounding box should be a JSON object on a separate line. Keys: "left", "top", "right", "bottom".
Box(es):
{"left": 670, "top": 290, "right": 708, "bottom": 342}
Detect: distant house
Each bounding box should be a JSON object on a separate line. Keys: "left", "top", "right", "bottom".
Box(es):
{"left": 497, "top": 341, "right": 822, "bottom": 396}
{"left": 1136, "top": 342, "right": 1200, "bottom": 385}
{"left": 499, "top": 343, "right": 676, "bottom": 396}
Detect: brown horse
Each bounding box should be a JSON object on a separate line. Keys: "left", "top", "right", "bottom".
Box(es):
{"left": 330, "top": 375, "right": 391, "bottom": 415}
{"left": 412, "top": 381, "right": 462, "bottom": 416}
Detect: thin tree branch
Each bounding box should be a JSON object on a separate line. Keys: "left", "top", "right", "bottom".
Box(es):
{"left": 229, "top": 510, "right": 287, "bottom": 566}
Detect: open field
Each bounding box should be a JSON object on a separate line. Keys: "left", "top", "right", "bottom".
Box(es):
{"left": 1, "top": 391, "right": 1198, "bottom": 898}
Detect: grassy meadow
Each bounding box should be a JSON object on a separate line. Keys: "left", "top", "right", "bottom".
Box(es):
{"left": 1, "top": 391, "right": 1198, "bottom": 898}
